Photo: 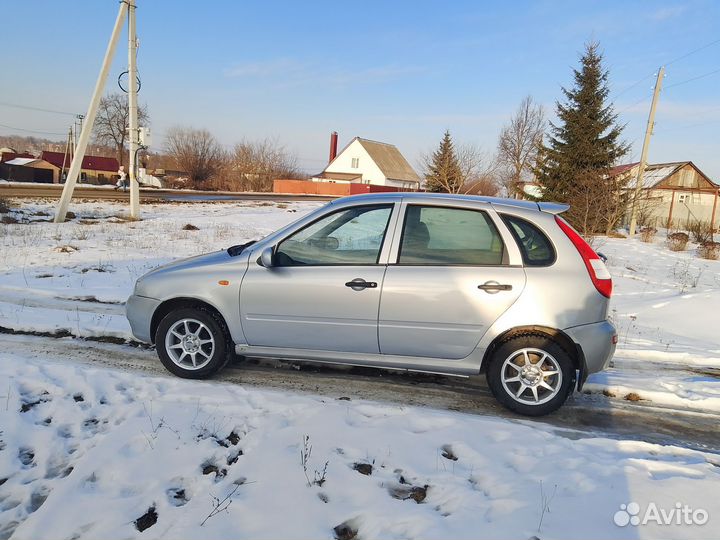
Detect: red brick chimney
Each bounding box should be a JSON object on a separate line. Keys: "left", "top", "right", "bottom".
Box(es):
{"left": 329, "top": 131, "right": 338, "bottom": 163}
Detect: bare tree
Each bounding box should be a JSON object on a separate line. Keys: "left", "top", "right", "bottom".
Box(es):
{"left": 497, "top": 96, "right": 544, "bottom": 198}
{"left": 457, "top": 143, "right": 500, "bottom": 195}
{"left": 222, "top": 138, "right": 301, "bottom": 192}
{"left": 164, "top": 126, "right": 225, "bottom": 186}
{"left": 420, "top": 138, "right": 499, "bottom": 195}
{"left": 93, "top": 92, "right": 149, "bottom": 167}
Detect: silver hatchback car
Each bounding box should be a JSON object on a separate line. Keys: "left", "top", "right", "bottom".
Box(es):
{"left": 127, "top": 193, "right": 616, "bottom": 416}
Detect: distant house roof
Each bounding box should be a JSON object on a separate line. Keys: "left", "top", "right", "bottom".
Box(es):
{"left": 326, "top": 137, "right": 420, "bottom": 183}
{"left": 356, "top": 138, "right": 420, "bottom": 183}
{"left": 610, "top": 161, "right": 717, "bottom": 189}
{"left": 1, "top": 151, "right": 35, "bottom": 163}
{"left": 40, "top": 150, "right": 119, "bottom": 172}
{"left": 4, "top": 158, "right": 40, "bottom": 166}
{"left": 314, "top": 171, "right": 362, "bottom": 182}
{"left": 608, "top": 162, "right": 640, "bottom": 177}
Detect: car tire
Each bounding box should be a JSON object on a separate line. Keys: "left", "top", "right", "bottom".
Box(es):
{"left": 486, "top": 334, "right": 575, "bottom": 416}
{"left": 155, "top": 307, "right": 231, "bottom": 379}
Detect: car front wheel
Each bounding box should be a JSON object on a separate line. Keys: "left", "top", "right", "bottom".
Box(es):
{"left": 155, "top": 308, "right": 230, "bottom": 379}
{"left": 486, "top": 335, "right": 575, "bottom": 416}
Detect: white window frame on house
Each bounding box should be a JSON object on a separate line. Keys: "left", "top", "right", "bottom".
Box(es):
{"left": 677, "top": 193, "right": 689, "bottom": 204}
{"left": 351, "top": 158, "right": 359, "bottom": 169}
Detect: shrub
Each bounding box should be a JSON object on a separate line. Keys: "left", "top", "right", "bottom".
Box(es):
{"left": 666, "top": 232, "right": 689, "bottom": 252}
{"left": 607, "top": 231, "right": 626, "bottom": 239}
{"left": 0, "top": 197, "right": 10, "bottom": 213}
{"left": 639, "top": 227, "right": 657, "bottom": 243}
{"left": 687, "top": 219, "right": 713, "bottom": 244}
{"left": 698, "top": 241, "right": 720, "bottom": 260}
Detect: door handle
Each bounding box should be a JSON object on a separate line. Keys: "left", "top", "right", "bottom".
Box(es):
{"left": 345, "top": 278, "right": 377, "bottom": 290}
{"left": 478, "top": 281, "right": 512, "bottom": 293}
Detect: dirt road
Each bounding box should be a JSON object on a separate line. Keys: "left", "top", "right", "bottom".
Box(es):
{"left": 2, "top": 332, "right": 717, "bottom": 455}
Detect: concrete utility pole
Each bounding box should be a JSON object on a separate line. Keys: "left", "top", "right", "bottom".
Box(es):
{"left": 628, "top": 66, "right": 665, "bottom": 236}
{"left": 127, "top": 0, "right": 140, "bottom": 219}
{"left": 54, "top": 1, "right": 128, "bottom": 222}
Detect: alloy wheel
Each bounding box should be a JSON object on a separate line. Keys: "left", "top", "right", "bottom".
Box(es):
{"left": 499, "top": 347, "right": 563, "bottom": 405}
{"left": 164, "top": 318, "right": 216, "bottom": 370}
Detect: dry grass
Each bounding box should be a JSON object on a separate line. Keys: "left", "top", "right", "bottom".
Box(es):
{"left": 698, "top": 241, "right": 720, "bottom": 260}
{"left": 639, "top": 227, "right": 657, "bottom": 243}
{"left": 687, "top": 219, "right": 713, "bottom": 244}
{"left": 666, "top": 232, "right": 689, "bottom": 252}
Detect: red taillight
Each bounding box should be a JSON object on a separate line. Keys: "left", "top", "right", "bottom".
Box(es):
{"left": 555, "top": 216, "right": 612, "bottom": 298}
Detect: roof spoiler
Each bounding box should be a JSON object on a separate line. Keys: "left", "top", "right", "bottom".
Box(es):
{"left": 537, "top": 202, "right": 569, "bottom": 214}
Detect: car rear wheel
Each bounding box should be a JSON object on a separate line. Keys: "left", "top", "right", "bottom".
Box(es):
{"left": 155, "top": 308, "right": 230, "bottom": 379}
{"left": 486, "top": 335, "right": 575, "bottom": 416}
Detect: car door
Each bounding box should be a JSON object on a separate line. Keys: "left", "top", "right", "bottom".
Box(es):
{"left": 378, "top": 201, "right": 526, "bottom": 360}
{"left": 240, "top": 202, "right": 399, "bottom": 353}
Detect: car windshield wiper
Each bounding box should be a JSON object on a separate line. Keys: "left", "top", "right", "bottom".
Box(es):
{"left": 227, "top": 240, "right": 258, "bottom": 257}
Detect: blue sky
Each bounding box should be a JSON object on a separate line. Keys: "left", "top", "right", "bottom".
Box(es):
{"left": 2, "top": 0, "right": 719, "bottom": 178}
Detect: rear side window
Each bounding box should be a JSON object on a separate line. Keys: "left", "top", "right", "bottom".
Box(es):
{"left": 501, "top": 215, "right": 556, "bottom": 267}
{"left": 398, "top": 205, "right": 505, "bottom": 265}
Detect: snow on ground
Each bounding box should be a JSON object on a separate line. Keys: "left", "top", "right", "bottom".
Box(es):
{"left": 0, "top": 199, "right": 320, "bottom": 341}
{"left": 1, "top": 199, "right": 718, "bottom": 413}
{"left": 1, "top": 198, "right": 720, "bottom": 539}
{"left": 585, "top": 235, "right": 720, "bottom": 413}
{"left": 1, "top": 355, "right": 719, "bottom": 540}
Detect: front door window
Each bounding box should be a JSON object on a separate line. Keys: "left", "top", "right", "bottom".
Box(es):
{"left": 275, "top": 205, "right": 393, "bottom": 266}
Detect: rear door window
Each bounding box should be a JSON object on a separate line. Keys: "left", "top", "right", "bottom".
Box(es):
{"left": 501, "top": 214, "right": 556, "bottom": 267}
{"left": 398, "top": 205, "right": 505, "bottom": 265}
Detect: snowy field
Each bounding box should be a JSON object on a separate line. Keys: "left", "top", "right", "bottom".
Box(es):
{"left": 0, "top": 198, "right": 719, "bottom": 539}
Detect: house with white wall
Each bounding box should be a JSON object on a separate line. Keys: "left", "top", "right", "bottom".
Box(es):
{"left": 610, "top": 161, "right": 719, "bottom": 229}
{"left": 315, "top": 136, "right": 420, "bottom": 190}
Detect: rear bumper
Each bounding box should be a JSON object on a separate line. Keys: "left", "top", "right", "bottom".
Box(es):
{"left": 126, "top": 294, "right": 161, "bottom": 343}
{"left": 564, "top": 320, "right": 617, "bottom": 387}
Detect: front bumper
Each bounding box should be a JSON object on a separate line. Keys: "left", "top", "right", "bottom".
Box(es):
{"left": 564, "top": 319, "right": 617, "bottom": 386}
{"left": 126, "top": 294, "right": 161, "bottom": 343}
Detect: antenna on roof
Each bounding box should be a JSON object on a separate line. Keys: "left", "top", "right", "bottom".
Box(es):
{"left": 54, "top": 0, "right": 140, "bottom": 223}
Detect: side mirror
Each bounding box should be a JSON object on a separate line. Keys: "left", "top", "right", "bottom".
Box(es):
{"left": 260, "top": 246, "right": 275, "bottom": 268}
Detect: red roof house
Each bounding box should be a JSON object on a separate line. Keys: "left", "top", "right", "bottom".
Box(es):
{"left": 40, "top": 151, "right": 119, "bottom": 173}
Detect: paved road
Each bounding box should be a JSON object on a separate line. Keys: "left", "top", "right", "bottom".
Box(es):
{"left": 3, "top": 333, "right": 717, "bottom": 455}
{"left": 0, "top": 184, "right": 335, "bottom": 203}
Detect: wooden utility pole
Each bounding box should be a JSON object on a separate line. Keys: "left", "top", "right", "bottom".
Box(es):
{"left": 54, "top": 1, "right": 128, "bottom": 222}
{"left": 628, "top": 66, "right": 665, "bottom": 236}
{"left": 127, "top": 0, "right": 140, "bottom": 218}
{"left": 60, "top": 127, "right": 72, "bottom": 184}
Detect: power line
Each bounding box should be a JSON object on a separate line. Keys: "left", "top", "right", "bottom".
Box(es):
{"left": 0, "top": 122, "right": 66, "bottom": 136}
{"left": 655, "top": 119, "right": 720, "bottom": 133}
{"left": 664, "top": 67, "right": 720, "bottom": 90}
{"left": 0, "top": 101, "right": 78, "bottom": 117}
{"left": 613, "top": 71, "right": 657, "bottom": 100}
{"left": 617, "top": 94, "right": 653, "bottom": 116}
{"left": 665, "top": 37, "right": 720, "bottom": 67}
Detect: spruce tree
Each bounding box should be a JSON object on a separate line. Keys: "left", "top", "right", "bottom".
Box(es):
{"left": 535, "top": 42, "right": 629, "bottom": 233}
{"left": 425, "top": 130, "right": 463, "bottom": 193}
